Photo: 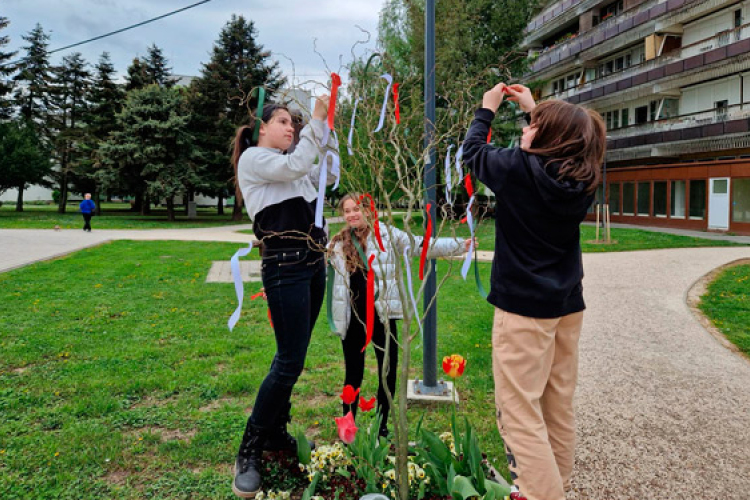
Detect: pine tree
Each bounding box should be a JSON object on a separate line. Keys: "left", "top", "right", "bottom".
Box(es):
{"left": 48, "top": 52, "right": 91, "bottom": 213}
{"left": 188, "top": 14, "right": 286, "bottom": 220}
{"left": 0, "top": 16, "right": 18, "bottom": 120}
{"left": 77, "top": 52, "right": 124, "bottom": 210}
{"left": 97, "top": 85, "right": 198, "bottom": 221}
{"left": 13, "top": 23, "right": 52, "bottom": 133}
{"left": 144, "top": 44, "right": 176, "bottom": 88}
{"left": 125, "top": 57, "right": 148, "bottom": 91}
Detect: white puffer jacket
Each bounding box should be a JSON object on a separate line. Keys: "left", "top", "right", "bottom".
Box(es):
{"left": 329, "top": 224, "right": 465, "bottom": 339}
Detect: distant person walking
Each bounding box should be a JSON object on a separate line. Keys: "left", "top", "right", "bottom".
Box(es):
{"left": 79, "top": 194, "right": 96, "bottom": 232}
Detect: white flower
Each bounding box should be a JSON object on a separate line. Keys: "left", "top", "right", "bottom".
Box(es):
{"left": 385, "top": 469, "right": 396, "bottom": 480}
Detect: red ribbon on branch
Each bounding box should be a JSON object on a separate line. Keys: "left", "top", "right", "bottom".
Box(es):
{"left": 486, "top": 128, "right": 492, "bottom": 144}
{"left": 328, "top": 72, "right": 342, "bottom": 131}
{"left": 363, "top": 254, "right": 376, "bottom": 352}
{"left": 360, "top": 193, "right": 385, "bottom": 252}
{"left": 464, "top": 174, "right": 474, "bottom": 198}
{"left": 419, "top": 203, "right": 433, "bottom": 280}
{"left": 393, "top": 82, "right": 400, "bottom": 124}
{"left": 250, "top": 291, "right": 273, "bottom": 328}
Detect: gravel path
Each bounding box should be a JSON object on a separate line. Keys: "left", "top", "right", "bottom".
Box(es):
{"left": 572, "top": 247, "right": 750, "bottom": 500}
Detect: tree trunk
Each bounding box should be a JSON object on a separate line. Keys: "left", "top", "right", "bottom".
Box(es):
{"left": 167, "top": 196, "right": 175, "bottom": 222}
{"left": 141, "top": 193, "right": 151, "bottom": 216}
{"left": 232, "top": 184, "right": 243, "bottom": 221}
{"left": 132, "top": 191, "right": 142, "bottom": 212}
{"left": 57, "top": 170, "right": 68, "bottom": 214}
{"left": 95, "top": 190, "right": 102, "bottom": 216}
{"left": 15, "top": 184, "right": 24, "bottom": 212}
{"left": 106, "top": 191, "right": 112, "bottom": 203}
{"left": 217, "top": 195, "right": 224, "bottom": 216}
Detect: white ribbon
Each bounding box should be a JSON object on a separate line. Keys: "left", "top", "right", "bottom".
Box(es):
{"left": 444, "top": 145, "right": 454, "bottom": 207}
{"left": 347, "top": 97, "right": 360, "bottom": 156}
{"left": 455, "top": 144, "right": 464, "bottom": 183}
{"left": 228, "top": 242, "right": 255, "bottom": 331}
{"left": 373, "top": 73, "right": 393, "bottom": 133}
{"left": 403, "top": 246, "right": 423, "bottom": 340}
{"left": 461, "top": 195, "right": 476, "bottom": 280}
{"left": 314, "top": 131, "right": 341, "bottom": 228}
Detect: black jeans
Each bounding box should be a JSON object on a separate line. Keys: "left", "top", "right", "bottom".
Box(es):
{"left": 249, "top": 246, "right": 326, "bottom": 429}
{"left": 342, "top": 313, "right": 398, "bottom": 428}
{"left": 82, "top": 213, "right": 92, "bottom": 231}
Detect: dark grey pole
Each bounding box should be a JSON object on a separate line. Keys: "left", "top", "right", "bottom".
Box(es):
{"left": 422, "top": 0, "right": 439, "bottom": 389}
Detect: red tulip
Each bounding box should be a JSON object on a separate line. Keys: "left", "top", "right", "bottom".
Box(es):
{"left": 442, "top": 354, "right": 466, "bottom": 378}
{"left": 340, "top": 385, "right": 360, "bottom": 405}
{"left": 335, "top": 411, "right": 358, "bottom": 444}
{"left": 358, "top": 396, "right": 376, "bottom": 413}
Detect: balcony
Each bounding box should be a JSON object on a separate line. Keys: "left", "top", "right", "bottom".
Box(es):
{"left": 527, "top": 0, "right": 726, "bottom": 76}
{"left": 606, "top": 104, "right": 750, "bottom": 161}
{"left": 524, "top": 0, "right": 600, "bottom": 45}
{"left": 558, "top": 24, "right": 750, "bottom": 106}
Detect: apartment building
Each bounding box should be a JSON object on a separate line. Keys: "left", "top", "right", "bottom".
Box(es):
{"left": 522, "top": 0, "right": 750, "bottom": 234}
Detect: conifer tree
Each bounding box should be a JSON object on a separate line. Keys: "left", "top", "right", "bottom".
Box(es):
{"left": 13, "top": 23, "right": 52, "bottom": 133}
{"left": 0, "top": 16, "right": 18, "bottom": 120}
{"left": 188, "top": 14, "right": 285, "bottom": 220}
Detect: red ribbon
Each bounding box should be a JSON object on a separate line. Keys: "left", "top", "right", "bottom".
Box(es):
{"left": 419, "top": 203, "right": 433, "bottom": 280}
{"left": 393, "top": 82, "right": 400, "bottom": 124}
{"left": 250, "top": 292, "right": 273, "bottom": 328}
{"left": 363, "top": 254, "right": 376, "bottom": 352}
{"left": 486, "top": 128, "right": 492, "bottom": 143}
{"left": 328, "top": 72, "right": 342, "bottom": 131}
{"left": 464, "top": 174, "right": 474, "bottom": 198}
{"left": 360, "top": 193, "right": 385, "bottom": 252}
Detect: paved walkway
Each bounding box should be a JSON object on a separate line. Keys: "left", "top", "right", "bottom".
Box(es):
{"left": 1, "top": 226, "right": 750, "bottom": 497}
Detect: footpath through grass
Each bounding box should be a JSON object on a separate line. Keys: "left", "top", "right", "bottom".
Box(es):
{"left": 699, "top": 263, "right": 750, "bottom": 357}
{"left": 0, "top": 203, "right": 245, "bottom": 229}
{"left": 0, "top": 240, "right": 498, "bottom": 499}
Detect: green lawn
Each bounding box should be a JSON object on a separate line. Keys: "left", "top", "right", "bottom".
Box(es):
{"left": 0, "top": 203, "right": 246, "bottom": 229}
{"left": 699, "top": 263, "right": 750, "bottom": 357}
{"left": 0, "top": 240, "right": 499, "bottom": 499}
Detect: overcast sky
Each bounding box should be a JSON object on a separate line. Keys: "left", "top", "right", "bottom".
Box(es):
{"left": 2, "top": 0, "right": 384, "bottom": 93}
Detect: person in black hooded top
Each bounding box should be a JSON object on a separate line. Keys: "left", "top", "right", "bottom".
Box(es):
{"left": 462, "top": 83, "right": 606, "bottom": 500}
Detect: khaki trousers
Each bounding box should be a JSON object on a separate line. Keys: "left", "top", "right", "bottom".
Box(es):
{"left": 492, "top": 308, "right": 583, "bottom": 500}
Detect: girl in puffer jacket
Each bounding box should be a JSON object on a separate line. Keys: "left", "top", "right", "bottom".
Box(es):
{"left": 328, "top": 193, "right": 472, "bottom": 437}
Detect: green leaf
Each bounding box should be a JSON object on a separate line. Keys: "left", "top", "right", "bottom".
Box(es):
{"left": 421, "top": 429, "right": 453, "bottom": 464}
{"left": 336, "top": 467, "right": 351, "bottom": 478}
{"left": 485, "top": 480, "right": 511, "bottom": 498}
{"left": 296, "top": 428, "right": 311, "bottom": 465}
{"left": 451, "top": 475, "right": 480, "bottom": 500}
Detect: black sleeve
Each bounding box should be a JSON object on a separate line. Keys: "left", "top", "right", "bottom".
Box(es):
{"left": 462, "top": 108, "right": 519, "bottom": 196}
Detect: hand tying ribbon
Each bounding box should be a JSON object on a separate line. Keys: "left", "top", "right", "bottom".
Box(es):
{"left": 419, "top": 203, "right": 433, "bottom": 280}
{"left": 360, "top": 193, "right": 385, "bottom": 252}
{"left": 363, "top": 254, "right": 376, "bottom": 352}
{"left": 373, "top": 73, "right": 393, "bottom": 133}
{"left": 393, "top": 82, "right": 400, "bottom": 124}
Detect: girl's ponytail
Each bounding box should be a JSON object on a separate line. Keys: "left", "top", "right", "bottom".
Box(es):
{"left": 232, "top": 125, "right": 255, "bottom": 173}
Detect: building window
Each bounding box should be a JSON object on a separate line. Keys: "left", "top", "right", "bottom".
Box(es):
{"left": 671, "top": 180, "right": 686, "bottom": 218}
{"left": 621, "top": 108, "right": 629, "bottom": 127}
{"left": 732, "top": 178, "right": 750, "bottom": 223}
{"left": 735, "top": 9, "right": 742, "bottom": 28}
{"left": 650, "top": 100, "right": 659, "bottom": 121}
{"left": 662, "top": 99, "right": 679, "bottom": 119}
{"left": 637, "top": 182, "right": 650, "bottom": 216}
{"left": 623, "top": 182, "right": 635, "bottom": 215}
{"left": 715, "top": 100, "right": 728, "bottom": 119}
{"left": 635, "top": 106, "right": 648, "bottom": 125}
{"left": 609, "top": 183, "right": 620, "bottom": 214}
{"left": 653, "top": 181, "right": 667, "bottom": 217}
{"left": 689, "top": 180, "right": 706, "bottom": 220}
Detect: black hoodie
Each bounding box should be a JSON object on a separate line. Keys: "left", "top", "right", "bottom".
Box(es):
{"left": 463, "top": 108, "right": 594, "bottom": 319}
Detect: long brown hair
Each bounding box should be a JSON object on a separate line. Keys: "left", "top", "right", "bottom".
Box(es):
{"left": 329, "top": 193, "right": 370, "bottom": 273}
{"left": 231, "top": 103, "right": 290, "bottom": 184}
{"left": 525, "top": 100, "right": 606, "bottom": 194}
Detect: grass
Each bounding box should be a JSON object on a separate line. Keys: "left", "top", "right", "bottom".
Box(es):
{"left": 0, "top": 240, "right": 499, "bottom": 499}
{"left": 698, "top": 263, "right": 750, "bottom": 357}
{"left": 0, "top": 203, "right": 247, "bottom": 229}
